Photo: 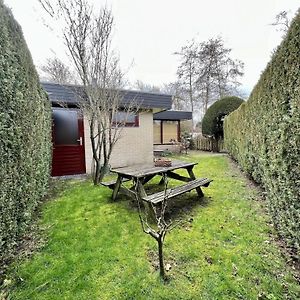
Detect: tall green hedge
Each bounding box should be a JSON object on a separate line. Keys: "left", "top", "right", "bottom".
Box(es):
{"left": 202, "top": 96, "right": 244, "bottom": 139}
{"left": 0, "top": 1, "right": 51, "bottom": 261}
{"left": 224, "top": 12, "right": 300, "bottom": 252}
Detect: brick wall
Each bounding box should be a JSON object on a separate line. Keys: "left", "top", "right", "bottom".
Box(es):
{"left": 84, "top": 110, "right": 153, "bottom": 173}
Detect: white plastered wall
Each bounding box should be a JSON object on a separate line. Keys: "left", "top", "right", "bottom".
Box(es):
{"left": 84, "top": 110, "right": 153, "bottom": 173}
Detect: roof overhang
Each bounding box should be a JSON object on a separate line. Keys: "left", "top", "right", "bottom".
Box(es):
{"left": 153, "top": 110, "right": 193, "bottom": 121}
{"left": 41, "top": 82, "right": 172, "bottom": 110}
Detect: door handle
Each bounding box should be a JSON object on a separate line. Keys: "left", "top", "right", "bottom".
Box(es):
{"left": 77, "top": 137, "right": 83, "bottom": 145}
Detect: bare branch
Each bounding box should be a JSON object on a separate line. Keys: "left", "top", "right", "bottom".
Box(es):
{"left": 38, "top": 0, "right": 55, "bottom": 17}
{"left": 270, "top": 10, "right": 291, "bottom": 34}
{"left": 39, "top": 0, "right": 139, "bottom": 184}
{"left": 133, "top": 174, "right": 176, "bottom": 280}
{"left": 175, "top": 37, "right": 244, "bottom": 121}
{"left": 40, "top": 57, "right": 73, "bottom": 84}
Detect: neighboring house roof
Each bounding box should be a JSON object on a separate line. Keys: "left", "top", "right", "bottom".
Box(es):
{"left": 41, "top": 82, "right": 172, "bottom": 110}
{"left": 153, "top": 110, "right": 192, "bottom": 121}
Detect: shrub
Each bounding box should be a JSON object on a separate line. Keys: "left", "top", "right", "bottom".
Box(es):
{"left": 202, "top": 96, "right": 244, "bottom": 139}
{"left": 0, "top": 1, "right": 51, "bottom": 262}
{"left": 224, "top": 12, "right": 300, "bottom": 252}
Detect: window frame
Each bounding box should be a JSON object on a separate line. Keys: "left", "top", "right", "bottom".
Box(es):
{"left": 153, "top": 120, "right": 181, "bottom": 145}
{"left": 112, "top": 111, "right": 139, "bottom": 128}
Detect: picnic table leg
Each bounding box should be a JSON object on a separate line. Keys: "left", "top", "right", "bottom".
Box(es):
{"left": 158, "top": 173, "right": 166, "bottom": 185}
{"left": 141, "top": 174, "right": 156, "bottom": 185}
{"left": 137, "top": 179, "right": 156, "bottom": 221}
{"left": 112, "top": 175, "right": 122, "bottom": 201}
{"left": 136, "top": 179, "right": 147, "bottom": 198}
{"left": 187, "top": 167, "right": 204, "bottom": 198}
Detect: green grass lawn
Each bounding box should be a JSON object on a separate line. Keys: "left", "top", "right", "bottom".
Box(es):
{"left": 5, "top": 152, "right": 299, "bottom": 299}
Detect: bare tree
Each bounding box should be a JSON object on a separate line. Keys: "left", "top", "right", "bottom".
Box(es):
{"left": 271, "top": 10, "right": 291, "bottom": 34}
{"left": 39, "top": 0, "right": 137, "bottom": 184}
{"left": 40, "top": 57, "right": 72, "bottom": 84}
{"left": 133, "top": 80, "right": 190, "bottom": 111}
{"left": 162, "top": 81, "right": 188, "bottom": 111}
{"left": 175, "top": 40, "right": 199, "bottom": 130}
{"left": 197, "top": 37, "right": 244, "bottom": 112}
{"left": 175, "top": 37, "right": 244, "bottom": 119}
{"left": 135, "top": 175, "right": 179, "bottom": 280}
{"left": 133, "top": 80, "right": 162, "bottom": 93}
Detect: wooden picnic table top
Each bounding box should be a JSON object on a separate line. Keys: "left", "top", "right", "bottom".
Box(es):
{"left": 111, "top": 160, "right": 197, "bottom": 179}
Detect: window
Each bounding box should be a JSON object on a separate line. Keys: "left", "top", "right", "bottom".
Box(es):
{"left": 112, "top": 111, "right": 139, "bottom": 127}
{"left": 52, "top": 109, "right": 79, "bottom": 145}
{"left": 153, "top": 120, "right": 180, "bottom": 144}
{"left": 163, "top": 121, "right": 178, "bottom": 144}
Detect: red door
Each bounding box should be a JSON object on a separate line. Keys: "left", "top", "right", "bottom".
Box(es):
{"left": 51, "top": 108, "right": 86, "bottom": 176}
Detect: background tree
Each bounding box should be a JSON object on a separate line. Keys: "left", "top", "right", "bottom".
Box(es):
{"left": 40, "top": 57, "right": 72, "bottom": 84}
{"left": 133, "top": 80, "right": 189, "bottom": 111}
{"left": 133, "top": 80, "right": 161, "bottom": 93}
{"left": 39, "top": 0, "right": 137, "bottom": 184}
{"left": 175, "top": 40, "right": 199, "bottom": 130}
{"left": 198, "top": 38, "right": 244, "bottom": 111}
{"left": 202, "top": 96, "right": 244, "bottom": 152}
{"left": 162, "top": 81, "right": 188, "bottom": 111}
{"left": 202, "top": 96, "right": 244, "bottom": 138}
{"left": 271, "top": 10, "right": 291, "bottom": 34}
{"left": 175, "top": 37, "right": 244, "bottom": 124}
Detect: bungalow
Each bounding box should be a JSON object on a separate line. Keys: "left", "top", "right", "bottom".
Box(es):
{"left": 42, "top": 82, "right": 192, "bottom": 176}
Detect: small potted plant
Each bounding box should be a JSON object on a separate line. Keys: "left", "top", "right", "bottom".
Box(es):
{"left": 154, "top": 157, "right": 172, "bottom": 167}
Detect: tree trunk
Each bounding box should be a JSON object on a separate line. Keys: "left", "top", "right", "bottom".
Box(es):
{"left": 188, "top": 65, "right": 194, "bottom": 132}
{"left": 157, "top": 237, "right": 166, "bottom": 280}
{"left": 204, "top": 83, "right": 209, "bottom": 113}
{"left": 93, "top": 160, "right": 101, "bottom": 185}
{"left": 98, "top": 160, "right": 109, "bottom": 183}
{"left": 211, "top": 138, "right": 219, "bottom": 153}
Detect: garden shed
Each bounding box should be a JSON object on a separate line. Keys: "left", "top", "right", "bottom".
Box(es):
{"left": 42, "top": 82, "right": 173, "bottom": 176}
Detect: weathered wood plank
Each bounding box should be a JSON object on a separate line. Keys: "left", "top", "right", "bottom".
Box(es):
{"left": 100, "top": 177, "right": 130, "bottom": 189}
{"left": 166, "top": 171, "right": 193, "bottom": 182}
{"left": 111, "top": 160, "right": 198, "bottom": 178}
{"left": 187, "top": 167, "right": 203, "bottom": 197}
{"left": 142, "top": 178, "right": 212, "bottom": 204}
{"left": 105, "top": 160, "right": 208, "bottom": 206}
{"left": 141, "top": 174, "right": 156, "bottom": 185}
{"left": 118, "top": 186, "right": 136, "bottom": 199}
{"left": 112, "top": 175, "right": 123, "bottom": 201}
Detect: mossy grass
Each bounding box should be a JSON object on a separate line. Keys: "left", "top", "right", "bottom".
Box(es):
{"left": 5, "top": 152, "right": 299, "bottom": 299}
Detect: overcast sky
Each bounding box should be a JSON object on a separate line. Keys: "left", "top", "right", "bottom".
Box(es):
{"left": 4, "top": 0, "right": 300, "bottom": 94}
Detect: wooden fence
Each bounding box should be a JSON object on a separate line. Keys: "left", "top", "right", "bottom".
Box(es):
{"left": 193, "top": 137, "right": 226, "bottom": 152}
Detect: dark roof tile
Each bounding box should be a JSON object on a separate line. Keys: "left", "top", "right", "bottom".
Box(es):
{"left": 41, "top": 82, "right": 172, "bottom": 109}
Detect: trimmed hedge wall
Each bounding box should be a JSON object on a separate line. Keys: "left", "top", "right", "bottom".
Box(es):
{"left": 224, "top": 12, "right": 300, "bottom": 252}
{"left": 0, "top": 1, "right": 51, "bottom": 261}
{"left": 202, "top": 96, "right": 244, "bottom": 139}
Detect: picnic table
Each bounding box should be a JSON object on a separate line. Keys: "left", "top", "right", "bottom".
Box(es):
{"left": 101, "top": 160, "right": 212, "bottom": 205}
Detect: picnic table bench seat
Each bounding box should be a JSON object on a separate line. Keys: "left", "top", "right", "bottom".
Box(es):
{"left": 100, "top": 177, "right": 130, "bottom": 189}
{"left": 142, "top": 177, "right": 212, "bottom": 205}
